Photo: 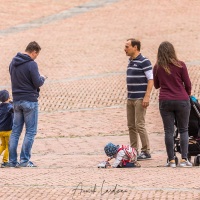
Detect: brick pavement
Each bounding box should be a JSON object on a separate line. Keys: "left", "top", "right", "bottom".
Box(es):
{"left": 0, "top": 0, "right": 200, "bottom": 199}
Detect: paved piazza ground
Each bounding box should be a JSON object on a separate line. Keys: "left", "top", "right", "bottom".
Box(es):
{"left": 0, "top": 0, "right": 200, "bottom": 199}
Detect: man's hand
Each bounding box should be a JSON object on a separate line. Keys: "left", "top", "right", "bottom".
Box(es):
{"left": 142, "top": 79, "right": 153, "bottom": 108}
{"left": 142, "top": 95, "right": 150, "bottom": 108}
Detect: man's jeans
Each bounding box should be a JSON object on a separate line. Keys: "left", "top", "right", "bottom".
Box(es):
{"left": 159, "top": 100, "right": 191, "bottom": 161}
{"left": 127, "top": 99, "right": 150, "bottom": 153}
{"left": 9, "top": 101, "right": 38, "bottom": 166}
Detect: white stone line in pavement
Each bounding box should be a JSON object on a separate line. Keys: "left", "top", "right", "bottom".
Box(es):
{"left": 0, "top": 0, "right": 121, "bottom": 36}
{"left": 39, "top": 104, "right": 126, "bottom": 114}
{"left": 47, "top": 71, "right": 125, "bottom": 84}
{"left": 0, "top": 61, "right": 198, "bottom": 89}
{"left": 1, "top": 71, "right": 125, "bottom": 89}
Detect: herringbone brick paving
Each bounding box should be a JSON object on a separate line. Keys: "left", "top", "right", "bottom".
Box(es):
{"left": 0, "top": 0, "right": 200, "bottom": 199}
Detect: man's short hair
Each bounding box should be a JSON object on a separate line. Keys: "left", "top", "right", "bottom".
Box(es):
{"left": 127, "top": 38, "right": 141, "bottom": 51}
{"left": 25, "top": 41, "right": 41, "bottom": 53}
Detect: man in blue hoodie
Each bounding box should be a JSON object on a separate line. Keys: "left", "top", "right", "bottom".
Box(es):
{"left": 9, "top": 41, "right": 46, "bottom": 167}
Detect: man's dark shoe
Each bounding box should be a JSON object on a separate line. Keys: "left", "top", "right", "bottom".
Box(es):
{"left": 137, "top": 152, "right": 151, "bottom": 160}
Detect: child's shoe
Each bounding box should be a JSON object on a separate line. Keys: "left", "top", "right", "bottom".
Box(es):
{"left": 1, "top": 162, "right": 9, "bottom": 168}
{"left": 3, "top": 162, "right": 20, "bottom": 168}
{"left": 165, "top": 160, "right": 176, "bottom": 168}
{"left": 179, "top": 159, "right": 192, "bottom": 167}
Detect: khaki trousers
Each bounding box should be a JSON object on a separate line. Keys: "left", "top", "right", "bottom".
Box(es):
{"left": 127, "top": 99, "right": 150, "bottom": 153}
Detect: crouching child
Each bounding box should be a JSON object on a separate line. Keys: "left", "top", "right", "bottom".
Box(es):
{"left": 104, "top": 142, "right": 141, "bottom": 168}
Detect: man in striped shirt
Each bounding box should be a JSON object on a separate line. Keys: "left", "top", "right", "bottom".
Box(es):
{"left": 124, "top": 38, "right": 153, "bottom": 160}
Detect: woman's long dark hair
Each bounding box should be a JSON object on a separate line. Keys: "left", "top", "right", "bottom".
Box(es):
{"left": 156, "top": 41, "right": 182, "bottom": 74}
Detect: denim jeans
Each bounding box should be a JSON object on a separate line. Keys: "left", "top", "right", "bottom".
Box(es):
{"left": 117, "top": 162, "right": 136, "bottom": 168}
{"left": 159, "top": 100, "right": 191, "bottom": 161}
{"left": 9, "top": 101, "right": 38, "bottom": 166}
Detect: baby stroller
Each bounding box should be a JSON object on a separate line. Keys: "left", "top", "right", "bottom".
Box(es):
{"left": 174, "top": 96, "right": 200, "bottom": 166}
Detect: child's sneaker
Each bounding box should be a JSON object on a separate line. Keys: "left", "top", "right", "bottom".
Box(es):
{"left": 1, "top": 162, "right": 9, "bottom": 168}
{"left": 165, "top": 160, "right": 176, "bottom": 168}
{"left": 137, "top": 151, "right": 151, "bottom": 160}
{"left": 179, "top": 159, "right": 192, "bottom": 167}
{"left": 1, "top": 162, "right": 19, "bottom": 168}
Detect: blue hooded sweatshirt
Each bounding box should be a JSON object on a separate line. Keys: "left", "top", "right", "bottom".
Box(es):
{"left": 9, "top": 53, "right": 45, "bottom": 102}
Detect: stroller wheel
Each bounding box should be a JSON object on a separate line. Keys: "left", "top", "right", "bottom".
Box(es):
{"left": 188, "top": 155, "right": 191, "bottom": 162}
{"left": 194, "top": 156, "right": 200, "bottom": 166}
{"left": 175, "top": 156, "right": 178, "bottom": 165}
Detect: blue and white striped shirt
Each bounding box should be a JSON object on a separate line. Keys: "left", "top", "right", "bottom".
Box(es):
{"left": 126, "top": 53, "right": 153, "bottom": 99}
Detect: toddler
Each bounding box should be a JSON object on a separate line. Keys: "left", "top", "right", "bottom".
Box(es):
{"left": 104, "top": 142, "right": 140, "bottom": 168}
{"left": 0, "top": 90, "right": 13, "bottom": 167}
